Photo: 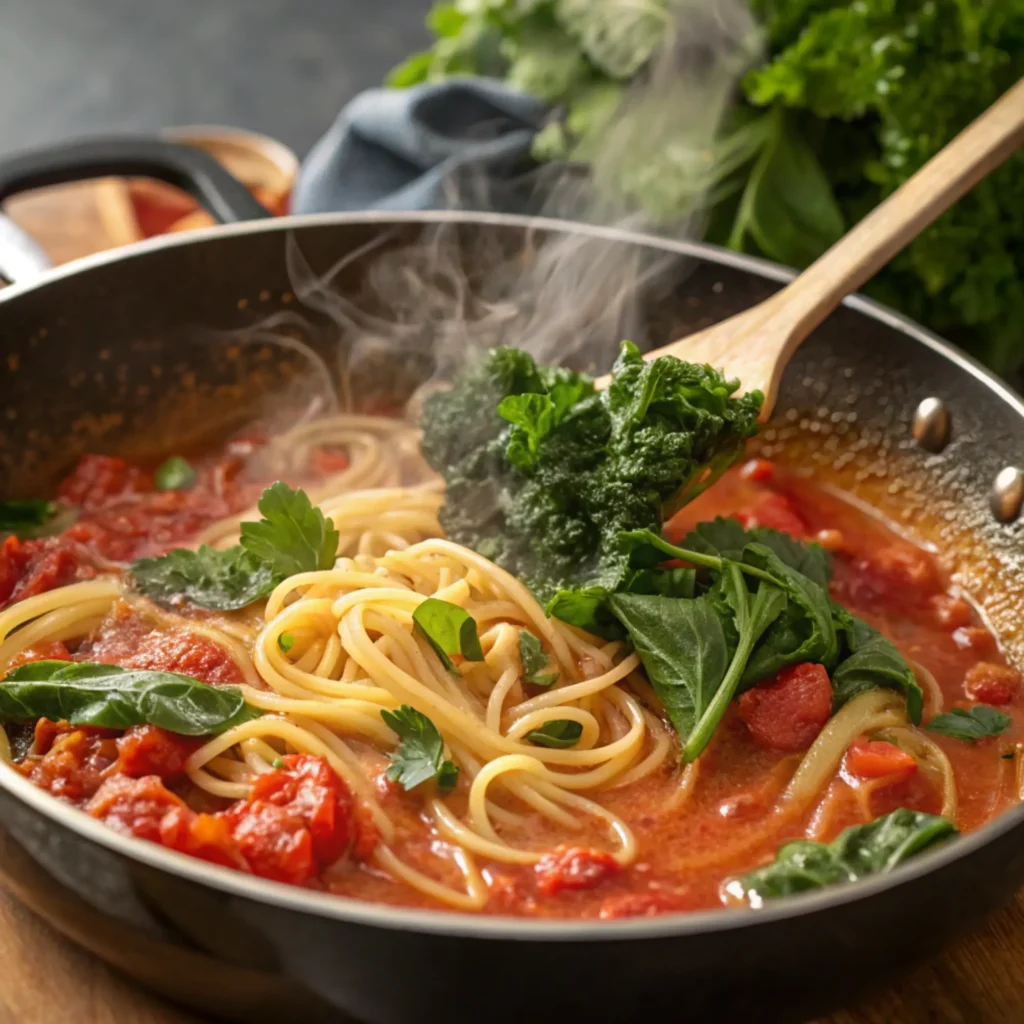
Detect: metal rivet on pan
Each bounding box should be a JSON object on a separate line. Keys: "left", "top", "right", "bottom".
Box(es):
{"left": 912, "top": 397, "right": 950, "bottom": 453}
{"left": 991, "top": 466, "right": 1024, "bottom": 523}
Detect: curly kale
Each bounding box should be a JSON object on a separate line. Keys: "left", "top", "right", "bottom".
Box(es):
{"left": 420, "top": 342, "right": 762, "bottom": 601}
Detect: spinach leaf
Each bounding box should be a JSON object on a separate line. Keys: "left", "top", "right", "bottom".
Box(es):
{"left": 545, "top": 586, "right": 627, "bottom": 641}
{"left": 132, "top": 546, "right": 278, "bottom": 612}
{"left": 738, "top": 809, "right": 957, "bottom": 905}
{"left": 239, "top": 481, "right": 340, "bottom": 577}
{"left": 413, "top": 599, "right": 485, "bottom": 672}
{"left": 154, "top": 457, "right": 197, "bottom": 492}
{"left": 0, "top": 499, "right": 57, "bottom": 537}
{"left": 832, "top": 609, "right": 923, "bottom": 724}
{"left": 518, "top": 630, "right": 558, "bottom": 687}
{"left": 609, "top": 592, "right": 729, "bottom": 744}
{"left": 527, "top": 720, "right": 583, "bottom": 748}
{"left": 0, "top": 660, "right": 261, "bottom": 736}
{"left": 926, "top": 705, "right": 1011, "bottom": 743}
{"left": 380, "top": 705, "right": 459, "bottom": 791}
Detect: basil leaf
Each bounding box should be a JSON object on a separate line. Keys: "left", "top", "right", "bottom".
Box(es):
{"left": 0, "top": 499, "right": 57, "bottom": 537}
{"left": 380, "top": 705, "right": 459, "bottom": 791}
{"left": 737, "top": 809, "right": 957, "bottom": 906}
{"left": 518, "top": 630, "right": 558, "bottom": 687}
{"left": 609, "top": 592, "right": 729, "bottom": 743}
{"left": 132, "top": 545, "right": 277, "bottom": 611}
{"left": 0, "top": 660, "right": 261, "bottom": 736}
{"left": 154, "top": 456, "right": 197, "bottom": 492}
{"left": 240, "top": 481, "right": 340, "bottom": 577}
{"left": 413, "top": 599, "right": 485, "bottom": 672}
{"left": 527, "top": 720, "right": 583, "bottom": 748}
{"left": 926, "top": 705, "right": 1011, "bottom": 742}
{"left": 546, "top": 586, "right": 626, "bottom": 641}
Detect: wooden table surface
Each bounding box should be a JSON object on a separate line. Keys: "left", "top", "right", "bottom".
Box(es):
{"left": 5, "top": 186, "right": 1024, "bottom": 1024}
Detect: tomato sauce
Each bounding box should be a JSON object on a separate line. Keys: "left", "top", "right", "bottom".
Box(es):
{"left": 3, "top": 445, "right": 1021, "bottom": 917}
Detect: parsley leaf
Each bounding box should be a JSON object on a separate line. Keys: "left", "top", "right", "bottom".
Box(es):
{"left": 527, "top": 719, "right": 583, "bottom": 748}
{"left": 926, "top": 705, "right": 1011, "bottom": 743}
{"left": 239, "top": 481, "right": 339, "bottom": 577}
{"left": 154, "top": 456, "right": 197, "bottom": 492}
{"left": 413, "top": 599, "right": 485, "bottom": 672}
{"left": 518, "top": 629, "right": 558, "bottom": 687}
{"left": 380, "top": 705, "right": 459, "bottom": 791}
{"left": 132, "top": 482, "right": 338, "bottom": 611}
{"left": 0, "top": 660, "right": 261, "bottom": 736}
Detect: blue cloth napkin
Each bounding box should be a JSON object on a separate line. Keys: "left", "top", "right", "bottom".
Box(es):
{"left": 291, "top": 79, "right": 549, "bottom": 215}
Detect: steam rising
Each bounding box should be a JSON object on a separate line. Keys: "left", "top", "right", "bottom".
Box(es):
{"left": 236, "top": 0, "right": 761, "bottom": 428}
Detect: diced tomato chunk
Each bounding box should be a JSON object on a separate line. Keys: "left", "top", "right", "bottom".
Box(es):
{"left": 734, "top": 493, "right": 806, "bottom": 538}
{"left": 226, "top": 801, "right": 317, "bottom": 885}
{"left": 159, "top": 806, "right": 249, "bottom": 870}
{"left": 737, "top": 663, "right": 833, "bottom": 753}
{"left": 535, "top": 846, "right": 621, "bottom": 896}
{"left": 739, "top": 458, "right": 775, "bottom": 483}
{"left": 5, "top": 641, "right": 72, "bottom": 672}
{"left": 856, "top": 543, "right": 941, "bottom": 601}
{"left": 0, "top": 535, "right": 96, "bottom": 609}
{"left": 87, "top": 774, "right": 184, "bottom": 841}
{"left": 58, "top": 453, "right": 151, "bottom": 510}
{"left": 598, "top": 888, "right": 694, "bottom": 919}
{"left": 116, "top": 725, "right": 201, "bottom": 779}
{"left": 929, "top": 594, "right": 973, "bottom": 630}
{"left": 964, "top": 663, "right": 1020, "bottom": 705}
{"left": 15, "top": 720, "right": 119, "bottom": 801}
{"left": 845, "top": 737, "right": 918, "bottom": 782}
{"left": 311, "top": 447, "right": 351, "bottom": 475}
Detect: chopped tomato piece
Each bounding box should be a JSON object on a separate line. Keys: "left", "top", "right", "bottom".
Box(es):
{"left": 734, "top": 493, "right": 806, "bottom": 537}
{"left": 814, "top": 529, "right": 846, "bottom": 553}
{"left": 159, "top": 806, "right": 249, "bottom": 870}
{"left": 82, "top": 605, "right": 242, "bottom": 685}
{"left": 598, "top": 888, "right": 694, "bottom": 918}
{"left": 0, "top": 535, "right": 96, "bottom": 609}
{"left": 16, "top": 720, "right": 119, "bottom": 801}
{"left": 739, "top": 458, "right": 775, "bottom": 483}
{"left": 311, "top": 447, "right": 351, "bottom": 475}
{"left": 116, "top": 725, "right": 201, "bottom": 779}
{"left": 856, "top": 543, "right": 941, "bottom": 601}
{"left": 5, "top": 641, "right": 72, "bottom": 672}
{"left": 87, "top": 774, "right": 184, "bottom": 842}
{"left": 58, "top": 453, "right": 151, "bottom": 510}
{"left": 845, "top": 738, "right": 918, "bottom": 782}
{"left": 737, "top": 663, "right": 833, "bottom": 753}
{"left": 929, "top": 594, "right": 973, "bottom": 630}
{"left": 964, "top": 663, "right": 1020, "bottom": 705}
{"left": 535, "top": 846, "right": 621, "bottom": 896}
{"left": 227, "top": 801, "right": 318, "bottom": 885}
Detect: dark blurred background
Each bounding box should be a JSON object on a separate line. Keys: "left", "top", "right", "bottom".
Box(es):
{"left": 0, "top": 0, "right": 431, "bottom": 158}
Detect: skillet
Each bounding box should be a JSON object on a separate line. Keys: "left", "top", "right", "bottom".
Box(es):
{"left": 2, "top": 138, "right": 1024, "bottom": 1024}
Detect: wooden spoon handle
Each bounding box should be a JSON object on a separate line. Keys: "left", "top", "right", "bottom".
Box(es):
{"left": 769, "top": 75, "right": 1024, "bottom": 339}
{"left": 616, "top": 77, "right": 1024, "bottom": 412}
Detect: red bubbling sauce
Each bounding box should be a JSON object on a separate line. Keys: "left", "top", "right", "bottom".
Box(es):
{"left": 1, "top": 447, "right": 1021, "bottom": 917}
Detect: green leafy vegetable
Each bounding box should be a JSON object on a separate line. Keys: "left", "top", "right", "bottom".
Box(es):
{"left": 388, "top": 1, "right": 1024, "bottom": 376}
{"left": 131, "top": 546, "right": 278, "bottom": 612}
{"left": 736, "top": 808, "right": 958, "bottom": 906}
{"left": 926, "top": 705, "right": 1011, "bottom": 743}
{"left": 0, "top": 661, "right": 261, "bottom": 736}
{"left": 380, "top": 704, "right": 459, "bottom": 791}
{"left": 527, "top": 719, "right": 583, "bottom": 748}
{"left": 518, "top": 630, "right": 558, "bottom": 687}
{"left": 413, "top": 599, "right": 485, "bottom": 672}
{"left": 0, "top": 499, "right": 57, "bottom": 537}
{"left": 278, "top": 633, "right": 295, "bottom": 653}
{"left": 239, "top": 481, "right": 340, "bottom": 578}
{"left": 154, "top": 456, "right": 197, "bottom": 492}
{"left": 132, "top": 482, "right": 338, "bottom": 611}
{"left": 421, "top": 342, "right": 761, "bottom": 608}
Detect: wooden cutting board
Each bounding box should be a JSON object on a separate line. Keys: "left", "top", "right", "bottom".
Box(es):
{"left": 1, "top": 878, "right": 1023, "bottom": 1024}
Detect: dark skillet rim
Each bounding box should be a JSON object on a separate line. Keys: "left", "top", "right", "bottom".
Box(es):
{"left": 3, "top": 208, "right": 1024, "bottom": 941}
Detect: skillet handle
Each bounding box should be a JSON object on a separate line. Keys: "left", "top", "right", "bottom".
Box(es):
{"left": 0, "top": 136, "right": 271, "bottom": 285}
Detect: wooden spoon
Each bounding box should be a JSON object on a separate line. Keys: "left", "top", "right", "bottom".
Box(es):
{"left": 595, "top": 76, "right": 1024, "bottom": 418}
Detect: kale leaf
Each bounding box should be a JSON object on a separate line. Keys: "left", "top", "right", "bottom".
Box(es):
{"left": 737, "top": 808, "right": 958, "bottom": 906}
{"left": 421, "top": 342, "right": 761, "bottom": 605}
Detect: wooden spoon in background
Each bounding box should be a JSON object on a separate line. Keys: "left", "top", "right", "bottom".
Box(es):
{"left": 596, "top": 76, "right": 1024, "bottom": 418}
